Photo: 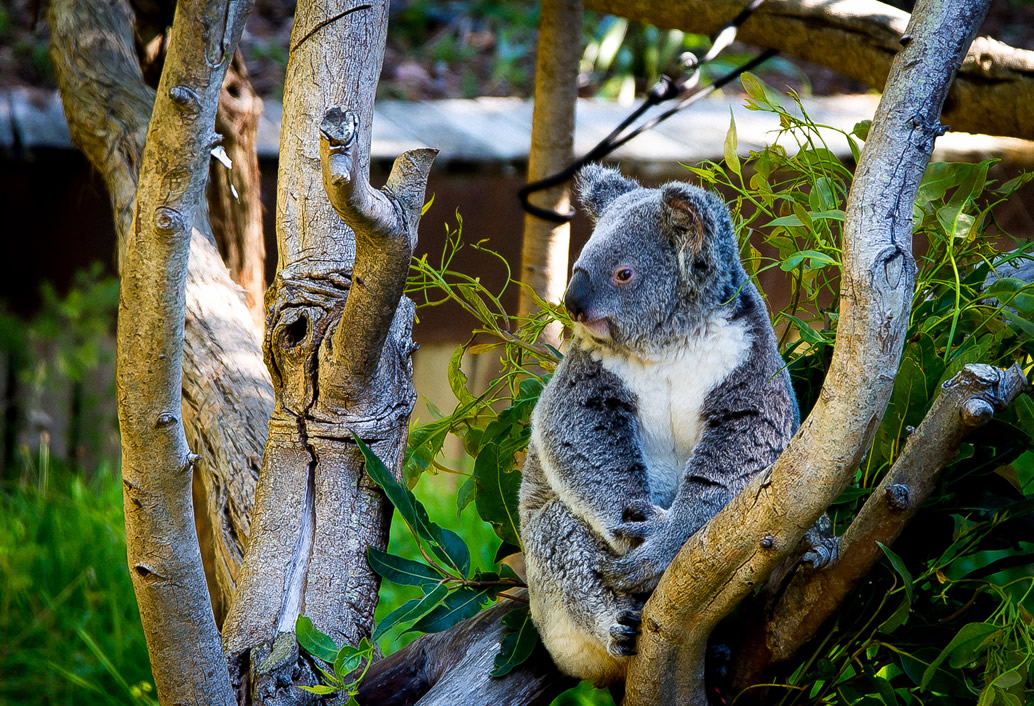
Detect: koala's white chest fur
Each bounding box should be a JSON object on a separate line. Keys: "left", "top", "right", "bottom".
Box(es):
{"left": 587, "top": 315, "right": 751, "bottom": 508}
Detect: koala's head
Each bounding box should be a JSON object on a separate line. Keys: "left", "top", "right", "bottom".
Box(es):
{"left": 565, "top": 164, "right": 746, "bottom": 352}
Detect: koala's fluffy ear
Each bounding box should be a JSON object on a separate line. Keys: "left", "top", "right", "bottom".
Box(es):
{"left": 661, "top": 183, "right": 706, "bottom": 253}
{"left": 576, "top": 164, "right": 639, "bottom": 221}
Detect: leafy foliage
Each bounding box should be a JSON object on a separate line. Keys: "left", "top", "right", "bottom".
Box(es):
{"left": 685, "top": 75, "right": 1034, "bottom": 706}
{"left": 294, "top": 616, "right": 375, "bottom": 702}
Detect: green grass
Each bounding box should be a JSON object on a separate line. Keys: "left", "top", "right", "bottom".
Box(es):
{"left": 0, "top": 463, "right": 155, "bottom": 706}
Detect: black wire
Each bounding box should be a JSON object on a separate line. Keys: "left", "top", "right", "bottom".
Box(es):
{"left": 519, "top": 0, "right": 776, "bottom": 224}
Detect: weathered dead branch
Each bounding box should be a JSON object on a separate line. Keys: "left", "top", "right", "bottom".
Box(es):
{"left": 357, "top": 597, "right": 571, "bottom": 706}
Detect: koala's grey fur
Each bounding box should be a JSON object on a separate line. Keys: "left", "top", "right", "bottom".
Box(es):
{"left": 518, "top": 165, "right": 799, "bottom": 686}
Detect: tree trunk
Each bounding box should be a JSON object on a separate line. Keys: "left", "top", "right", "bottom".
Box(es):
{"left": 209, "top": 50, "right": 268, "bottom": 327}
{"left": 519, "top": 0, "right": 582, "bottom": 324}
{"left": 110, "top": 0, "right": 253, "bottom": 702}
{"left": 48, "top": 0, "right": 273, "bottom": 630}
{"left": 220, "top": 1, "right": 435, "bottom": 701}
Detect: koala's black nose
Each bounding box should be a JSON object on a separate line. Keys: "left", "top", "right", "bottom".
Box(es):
{"left": 564, "top": 270, "right": 591, "bottom": 322}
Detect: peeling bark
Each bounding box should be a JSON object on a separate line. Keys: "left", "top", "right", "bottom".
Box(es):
{"left": 729, "top": 363, "right": 1028, "bottom": 694}
{"left": 586, "top": 0, "right": 1034, "bottom": 141}
{"left": 621, "top": 2, "right": 990, "bottom": 704}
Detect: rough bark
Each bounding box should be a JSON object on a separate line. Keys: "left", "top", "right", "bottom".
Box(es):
{"left": 220, "top": 1, "right": 434, "bottom": 701}
{"left": 210, "top": 51, "right": 268, "bottom": 327}
{"left": 729, "top": 363, "right": 1028, "bottom": 695}
{"left": 48, "top": 0, "right": 272, "bottom": 625}
{"left": 357, "top": 596, "right": 571, "bottom": 706}
{"left": 620, "top": 2, "right": 990, "bottom": 704}
{"left": 586, "top": 0, "right": 1034, "bottom": 141}
{"left": 109, "top": 0, "right": 252, "bottom": 702}
{"left": 519, "top": 0, "right": 582, "bottom": 323}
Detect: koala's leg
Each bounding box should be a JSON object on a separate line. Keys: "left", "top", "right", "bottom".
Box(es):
{"left": 524, "top": 498, "right": 644, "bottom": 687}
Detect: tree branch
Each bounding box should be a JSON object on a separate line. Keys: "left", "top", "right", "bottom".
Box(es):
{"left": 585, "top": 0, "right": 1034, "bottom": 141}
{"left": 209, "top": 51, "right": 268, "bottom": 327}
{"left": 108, "top": 0, "right": 251, "bottom": 701}
{"left": 319, "top": 107, "right": 437, "bottom": 386}
{"left": 729, "top": 362, "right": 1028, "bottom": 694}
{"left": 621, "top": 2, "right": 990, "bottom": 704}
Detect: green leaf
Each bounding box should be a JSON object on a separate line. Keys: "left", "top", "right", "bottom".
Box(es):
{"left": 299, "top": 684, "right": 338, "bottom": 695}
{"left": 367, "top": 547, "right": 441, "bottom": 588}
{"left": 426, "top": 523, "right": 471, "bottom": 577}
{"left": 880, "top": 596, "right": 910, "bottom": 634}
{"left": 492, "top": 607, "right": 540, "bottom": 677}
{"left": 448, "top": 346, "right": 475, "bottom": 406}
{"left": 357, "top": 436, "right": 470, "bottom": 576}
{"left": 296, "top": 616, "right": 338, "bottom": 663}
{"left": 921, "top": 622, "right": 1000, "bottom": 688}
{"left": 877, "top": 543, "right": 913, "bottom": 602}
{"left": 333, "top": 645, "right": 364, "bottom": 678}
{"left": 780, "top": 250, "right": 838, "bottom": 272}
{"left": 985, "top": 277, "right": 1034, "bottom": 315}
{"left": 724, "top": 112, "right": 741, "bottom": 176}
{"left": 456, "top": 474, "right": 477, "bottom": 513}
{"left": 473, "top": 443, "right": 523, "bottom": 549}
{"left": 740, "top": 72, "right": 770, "bottom": 107}
{"left": 781, "top": 313, "right": 827, "bottom": 346}
{"left": 357, "top": 435, "right": 421, "bottom": 535}
{"left": 851, "top": 120, "right": 871, "bottom": 141}
{"left": 411, "top": 586, "right": 493, "bottom": 633}
{"left": 373, "top": 582, "right": 449, "bottom": 641}
{"left": 869, "top": 674, "right": 900, "bottom": 706}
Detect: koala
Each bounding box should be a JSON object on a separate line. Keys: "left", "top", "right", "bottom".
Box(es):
{"left": 518, "top": 165, "right": 799, "bottom": 686}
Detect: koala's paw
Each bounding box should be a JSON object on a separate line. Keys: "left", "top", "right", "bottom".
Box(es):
{"left": 606, "top": 608, "right": 643, "bottom": 658}
{"left": 601, "top": 544, "right": 669, "bottom": 594}
{"left": 613, "top": 502, "right": 668, "bottom": 543}
{"left": 802, "top": 514, "right": 840, "bottom": 569}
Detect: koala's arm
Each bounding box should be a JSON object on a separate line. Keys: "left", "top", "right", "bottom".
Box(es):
{"left": 602, "top": 332, "right": 798, "bottom": 593}
{"left": 533, "top": 346, "right": 654, "bottom": 550}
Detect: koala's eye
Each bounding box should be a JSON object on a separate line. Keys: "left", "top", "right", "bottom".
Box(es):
{"left": 612, "top": 266, "right": 635, "bottom": 285}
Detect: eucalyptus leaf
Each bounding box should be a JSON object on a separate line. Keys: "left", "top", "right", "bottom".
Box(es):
{"left": 492, "top": 607, "right": 540, "bottom": 677}
{"left": 411, "top": 586, "right": 493, "bottom": 633}
{"left": 295, "top": 616, "right": 338, "bottom": 663}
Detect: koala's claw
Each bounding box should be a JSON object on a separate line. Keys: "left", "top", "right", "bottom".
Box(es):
{"left": 607, "top": 609, "right": 642, "bottom": 657}
{"left": 802, "top": 535, "right": 840, "bottom": 569}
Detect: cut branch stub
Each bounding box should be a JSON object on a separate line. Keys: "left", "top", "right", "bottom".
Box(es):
{"left": 319, "top": 106, "right": 437, "bottom": 389}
